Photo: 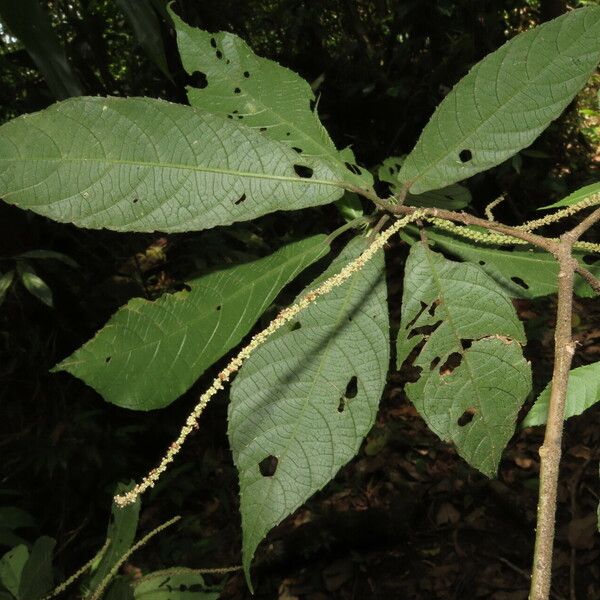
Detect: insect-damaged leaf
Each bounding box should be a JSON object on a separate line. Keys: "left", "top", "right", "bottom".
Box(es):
{"left": 397, "top": 243, "right": 531, "bottom": 477}
{"left": 399, "top": 7, "right": 600, "bottom": 194}
{"left": 171, "top": 9, "right": 372, "bottom": 190}
{"left": 55, "top": 236, "right": 329, "bottom": 410}
{"left": 228, "top": 236, "right": 388, "bottom": 586}
{"left": 0, "top": 97, "right": 344, "bottom": 233}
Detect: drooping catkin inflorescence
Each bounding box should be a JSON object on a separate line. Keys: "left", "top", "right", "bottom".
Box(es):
{"left": 114, "top": 211, "right": 426, "bottom": 508}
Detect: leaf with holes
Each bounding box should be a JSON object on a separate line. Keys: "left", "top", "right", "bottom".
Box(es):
{"left": 228, "top": 236, "right": 388, "bottom": 585}
{"left": 378, "top": 157, "right": 471, "bottom": 210}
{"left": 54, "top": 236, "right": 329, "bottom": 410}
{"left": 400, "top": 226, "right": 600, "bottom": 298}
{"left": 540, "top": 181, "right": 600, "bottom": 209}
{"left": 397, "top": 242, "right": 531, "bottom": 477}
{"left": 399, "top": 7, "right": 600, "bottom": 194}
{"left": 523, "top": 361, "right": 600, "bottom": 427}
{"left": 0, "top": 97, "right": 345, "bottom": 233}
{"left": 171, "top": 10, "right": 372, "bottom": 190}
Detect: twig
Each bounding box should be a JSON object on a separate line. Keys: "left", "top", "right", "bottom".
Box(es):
{"left": 529, "top": 208, "right": 600, "bottom": 600}
{"left": 574, "top": 265, "right": 600, "bottom": 295}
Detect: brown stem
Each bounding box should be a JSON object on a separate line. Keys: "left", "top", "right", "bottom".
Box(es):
{"left": 575, "top": 265, "right": 600, "bottom": 295}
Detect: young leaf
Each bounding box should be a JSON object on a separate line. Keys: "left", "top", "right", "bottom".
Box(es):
{"left": 522, "top": 361, "right": 600, "bottom": 427}
{"left": 19, "top": 536, "right": 55, "bottom": 600}
{"left": 171, "top": 10, "right": 372, "bottom": 189}
{"left": 378, "top": 157, "right": 471, "bottom": 210}
{"left": 399, "top": 7, "right": 600, "bottom": 194}
{"left": 397, "top": 242, "right": 532, "bottom": 477}
{"left": 0, "top": 271, "right": 14, "bottom": 307}
{"left": 228, "top": 236, "right": 389, "bottom": 584}
{"left": 88, "top": 483, "right": 140, "bottom": 592}
{"left": 55, "top": 236, "right": 330, "bottom": 410}
{"left": 0, "top": 545, "right": 28, "bottom": 598}
{"left": 133, "top": 572, "right": 220, "bottom": 599}
{"left": 16, "top": 263, "right": 53, "bottom": 308}
{"left": 0, "top": 97, "right": 344, "bottom": 233}
{"left": 540, "top": 181, "right": 600, "bottom": 209}
{"left": 400, "top": 226, "right": 600, "bottom": 298}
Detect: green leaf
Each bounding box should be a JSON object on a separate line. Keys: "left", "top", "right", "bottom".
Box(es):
{"left": 397, "top": 243, "right": 532, "bottom": 477}
{"left": 399, "top": 7, "right": 600, "bottom": 194}
{"left": 55, "top": 236, "right": 329, "bottom": 410}
{"left": 0, "top": 0, "right": 83, "bottom": 99}
{"left": 0, "top": 545, "right": 28, "bottom": 598}
{"left": 0, "top": 97, "right": 345, "bottom": 233}
{"left": 134, "top": 571, "right": 220, "bottom": 599}
{"left": 15, "top": 250, "right": 78, "bottom": 269}
{"left": 378, "top": 157, "right": 471, "bottom": 210}
{"left": 400, "top": 226, "right": 600, "bottom": 298}
{"left": 171, "top": 10, "right": 372, "bottom": 190}
{"left": 335, "top": 192, "right": 364, "bottom": 223}
{"left": 228, "top": 236, "right": 389, "bottom": 584}
{"left": 523, "top": 361, "right": 600, "bottom": 427}
{"left": 116, "top": 0, "right": 171, "bottom": 79}
{"left": 19, "top": 537, "right": 55, "bottom": 600}
{"left": 540, "top": 181, "right": 600, "bottom": 209}
{"left": 0, "top": 508, "right": 35, "bottom": 531}
{"left": 0, "top": 271, "right": 14, "bottom": 307}
{"left": 88, "top": 483, "right": 140, "bottom": 592}
{"left": 16, "top": 263, "right": 53, "bottom": 308}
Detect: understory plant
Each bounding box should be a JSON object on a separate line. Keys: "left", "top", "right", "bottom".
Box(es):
{"left": 1, "top": 6, "right": 600, "bottom": 599}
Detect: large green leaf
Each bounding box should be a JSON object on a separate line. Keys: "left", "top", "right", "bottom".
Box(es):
{"left": 400, "top": 226, "right": 600, "bottom": 298}
{"left": 88, "top": 483, "right": 140, "bottom": 593}
{"left": 228, "top": 236, "right": 389, "bottom": 583}
{"left": 171, "top": 10, "right": 372, "bottom": 190}
{"left": 0, "top": 97, "right": 345, "bottom": 233}
{"left": 0, "top": 0, "right": 83, "bottom": 99}
{"left": 116, "top": 0, "right": 171, "bottom": 79}
{"left": 540, "top": 181, "right": 600, "bottom": 209}
{"left": 399, "top": 7, "right": 600, "bottom": 194}
{"left": 523, "top": 361, "right": 600, "bottom": 427}
{"left": 55, "top": 236, "right": 329, "bottom": 410}
{"left": 134, "top": 571, "right": 220, "bottom": 600}
{"left": 0, "top": 546, "right": 28, "bottom": 598}
{"left": 397, "top": 243, "right": 531, "bottom": 477}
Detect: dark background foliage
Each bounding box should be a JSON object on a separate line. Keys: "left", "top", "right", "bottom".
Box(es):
{"left": 0, "top": 1, "right": 598, "bottom": 598}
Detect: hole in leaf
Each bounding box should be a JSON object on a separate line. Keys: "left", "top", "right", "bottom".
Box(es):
{"left": 439, "top": 352, "right": 463, "bottom": 375}
{"left": 259, "top": 127, "right": 267, "bottom": 132}
{"left": 216, "top": 50, "right": 223, "bottom": 59}
{"left": 459, "top": 149, "right": 472, "bottom": 163}
{"left": 232, "top": 110, "right": 239, "bottom": 114}
{"left": 344, "top": 376, "right": 358, "bottom": 399}
{"left": 479, "top": 260, "right": 485, "bottom": 266}
{"left": 290, "top": 321, "right": 301, "bottom": 331}
{"left": 344, "top": 162, "right": 362, "bottom": 175}
{"left": 215, "top": 305, "right": 221, "bottom": 311}
{"left": 405, "top": 301, "right": 428, "bottom": 330}
{"left": 234, "top": 193, "right": 246, "bottom": 205}
{"left": 234, "top": 87, "right": 241, "bottom": 94}
{"left": 407, "top": 321, "right": 442, "bottom": 339}
{"left": 445, "top": 195, "right": 454, "bottom": 200}
{"left": 210, "top": 37, "right": 217, "bottom": 48}
{"left": 389, "top": 166, "right": 395, "bottom": 175}
{"left": 188, "top": 70, "right": 208, "bottom": 89}
{"left": 227, "top": 114, "right": 233, "bottom": 119}
{"left": 458, "top": 408, "right": 476, "bottom": 426}
{"left": 511, "top": 276, "right": 529, "bottom": 290}
{"left": 292, "top": 147, "right": 303, "bottom": 154}
{"left": 286, "top": 131, "right": 291, "bottom": 136}
{"left": 309, "top": 99, "right": 316, "bottom": 111}
{"left": 259, "top": 455, "right": 278, "bottom": 477}
{"left": 132, "top": 198, "right": 139, "bottom": 204}
{"left": 427, "top": 299, "right": 440, "bottom": 316}
{"left": 243, "top": 71, "right": 250, "bottom": 78}
{"left": 237, "top": 115, "right": 244, "bottom": 119}
{"left": 294, "top": 164, "right": 314, "bottom": 178}
{"left": 173, "top": 282, "right": 192, "bottom": 293}
{"left": 460, "top": 339, "right": 473, "bottom": 351}
{"left": 338, "top": 398, "right": 346, "bottom": 413}
{"left": 105, "top": 356, "right": 111, "bottom": 363}
{"left": 430, "top": 357, "right": 440, "bottom": 370}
